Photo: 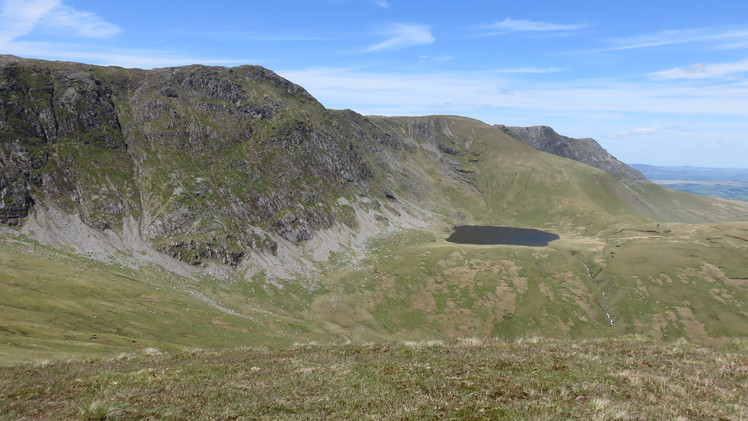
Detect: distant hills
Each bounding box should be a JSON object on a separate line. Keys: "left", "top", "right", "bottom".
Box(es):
{"left": 632, "top": 164, "right": 748, "bottom": 202}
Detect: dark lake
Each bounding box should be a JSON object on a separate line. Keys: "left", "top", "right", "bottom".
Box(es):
{"left": 446, "top": 225, "right": 559, "bottom": 246}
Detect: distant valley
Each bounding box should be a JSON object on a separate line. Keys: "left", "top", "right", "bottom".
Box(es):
{"left": 632, "top": 164, "right": 748, "bottom": 202}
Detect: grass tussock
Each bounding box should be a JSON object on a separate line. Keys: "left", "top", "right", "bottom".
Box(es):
{"left": 1, "top": 336, "right": 746, "bottom": 420}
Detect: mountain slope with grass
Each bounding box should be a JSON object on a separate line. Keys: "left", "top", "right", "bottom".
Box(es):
{"left": 2, "top": 337, "right": 746, "bottom": 420}
{"left": 1, "top": 56, "right": 748, "bottom": 365}
{"left": 498, "top": 123, "right": 748, "bottom": 222}
{"left": 497, "top": 124, "right": 648, "bottom": 184}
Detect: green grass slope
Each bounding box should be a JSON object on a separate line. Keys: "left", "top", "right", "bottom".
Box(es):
{"left": 0, "top": 235, "right": 331, "bottom": 364}
{"left": 599, "top": 223, "right": 748, "bottom": 342}
{"left": 375, "top": 116, "right": 644, "bottom": 232}
{"left": 375, "top": 116, "right": 748, "bottom": 231}
{"left": 655, "top": 183, "right": 748, "bottom": 202}
{"left": 1, "top": 337, "right": 745, "bottom": 420}
{"left": 305, "top": 222, "right": 748, "bottom": 345}
{"left": 4, "top": 220, "right": 746, "bottom": 363}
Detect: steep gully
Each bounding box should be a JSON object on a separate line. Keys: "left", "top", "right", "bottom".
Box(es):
{"left": 575, "top": 256, "right": 615, "bottom": 327}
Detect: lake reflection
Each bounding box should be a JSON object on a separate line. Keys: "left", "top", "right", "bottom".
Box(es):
{"left": 446, "top": 225, "right": 559, "bottom": 246}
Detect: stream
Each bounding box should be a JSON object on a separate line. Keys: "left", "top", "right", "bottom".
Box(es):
{"left": 579, "top": 260, "right": 615, "bottom": 327}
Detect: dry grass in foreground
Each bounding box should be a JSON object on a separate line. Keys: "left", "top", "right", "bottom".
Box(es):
{"left": 1, "top": 336, "right": 746, "bottom": 420}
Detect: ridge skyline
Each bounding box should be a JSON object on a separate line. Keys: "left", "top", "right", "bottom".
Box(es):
{"left": 1, "top": 0, "right": 747, "bottom": 167}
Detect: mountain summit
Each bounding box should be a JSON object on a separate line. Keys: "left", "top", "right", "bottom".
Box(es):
{"left": 497, "top": 124, "right": 648, "bottom": 184}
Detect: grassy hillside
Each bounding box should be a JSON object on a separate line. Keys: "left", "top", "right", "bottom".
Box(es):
{"left": 654, "top": 183, "right": 748, "bottom": 202}
{"left": 388, "top": 116, "right": 642, "bottom": 226}
{"left": 377, "top": 116, "right": 748, "bottom": 229}
{"left": 306, "top": 222, "right": 748, "bottom": 344}
{"left": 3, "top": 219, "right": 747, "bottom": 364}
{"left": 1, "top": 337, "right": 745, "bottom": 420}
{"left": 0, "top": 234, "right": 326, "bottom": 364}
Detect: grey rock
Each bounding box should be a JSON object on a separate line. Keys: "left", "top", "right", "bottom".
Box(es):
{"left": 497, "top": 125, "right": 648, "bottom": 184}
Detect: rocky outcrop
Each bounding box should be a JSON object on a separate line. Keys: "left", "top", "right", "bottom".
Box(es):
{"left": 0, "top": 56, "right": 136, "bottom": 231}
{"left": 497, "top": 125, "right": 648, "bottom": 184}
{"left": 0, "top": 56, "right": 397, "bottom": 266}
{"left": 0, "top": 141, "right": 36, "bottom": 224}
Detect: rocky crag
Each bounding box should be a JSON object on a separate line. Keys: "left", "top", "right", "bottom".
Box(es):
{"left": 497, "top": 124, "right": 648, "bottom": 184}
{"left": 0, "top": 56, "right": 426, "bottom": 269}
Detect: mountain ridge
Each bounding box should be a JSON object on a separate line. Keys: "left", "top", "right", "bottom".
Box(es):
{"left": 496, "top": 124, "right": 648, "bottom": 184}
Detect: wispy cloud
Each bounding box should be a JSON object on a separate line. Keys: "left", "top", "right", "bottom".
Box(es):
{"left": 601, "top": 27, "right": 748, "bottom": 52}
{"left": 419, "top": 55, "right": 454, "bottom": 63}
{"left": 42, "top": 4, "right": 121, "bottom": 38}
{"left": 2, "top": 40, "right": 247, "bottom": 69}
{"left": 477, "top": 18, "right": 590, "bottom": 34}
{"left": 213, "top": 32, "right": 338, "bottom": 42}
{"left": 364, "top": 23, "right": 434, "bottom": 52}
{"left": 490, "top": 67, "right": 563, "bottom": 74}
{"left": 0, "top": 0, "right": 173, "bottom": 67}
{"left": 0, "top": 0, "right": 243, "bottom": 69}
{"left": 607, "top": 128, "right": 658, "bottom": 139}
{"left": 0, "top": 0, "right": 59, "bottom": 43}
{"left": 375, "top": 0, "right": 389, "bottom": 8}
{"left": 0, "top": 0, "right": 121, "bottom": 44}
{"left": 277, "top": 67, "right": 748, "bottom": 119}
{"left": 716, "top": 40, "right": 748, "bottom": 50}
{"left": 652, "top": 59, "right": 748, "bottom": 80}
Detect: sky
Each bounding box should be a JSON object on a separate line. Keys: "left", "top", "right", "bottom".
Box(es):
{"left": 2, "top": 0, "right": 748, "bottom": 167}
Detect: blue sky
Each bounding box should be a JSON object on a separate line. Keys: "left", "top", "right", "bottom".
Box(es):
{"left": 2, "top": 0, "right": 748, "bottom": 167}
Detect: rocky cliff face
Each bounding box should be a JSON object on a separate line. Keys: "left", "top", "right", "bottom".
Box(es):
{"left": 0, "top": 56, "right": 411, "bottom": 266}
{"left": 496, "top": 125, "right": 648, "bottom": 184}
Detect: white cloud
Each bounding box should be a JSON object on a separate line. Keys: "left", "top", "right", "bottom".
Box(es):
{"left": 364, "top": 23, "right": 434, "bottom": 52}
{"left": 70, "top": 53, "right": 236, "bottom": 69}
{"left": 277, "top": 67, "right": 748, "bottom": 120}
{"left": 1, "top": 40, "right": 244, "bottom": 69}
{"left": 375, "top": 0, "right": 389, "bottom": 8}
{"left": 479, "top": 18, "right": 589, "bottom": 33}
{"left": 716, "top": 41, "right": 748, "bottom": 50}
{"left": 652, "top": 59, "right": 748, "bottom": 80}
{"left": 607, "top": 128, "right": 658, "bottom": 139}
{"left": 419, "top": 55, "right": 454, "bottom": 63}
{"left": 0, "top": 0, "right": 120, "bottom": 44}
{"left": 0, "top": 0, "right": 60, "bottom": 43}
{"left": 491, "top": 67, "right": 563, "bottom": 74}
{"left": 601, "top": 28, "right": 748, "bottom": 52}
{"left": 193, "top": 31, "right": 338, "bottom": 42}
{"left": 42, "top": 5, "right": 122, "bottom": 38}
